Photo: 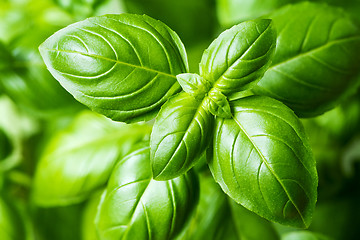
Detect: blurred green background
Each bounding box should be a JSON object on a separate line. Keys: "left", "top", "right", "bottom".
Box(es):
{"left": 1, "top": 0, "right": 360, "bottom": 239}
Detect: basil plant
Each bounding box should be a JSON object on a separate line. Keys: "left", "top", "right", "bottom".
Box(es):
{"left": 38, "top": 2, "right": 360, "bottom": 239}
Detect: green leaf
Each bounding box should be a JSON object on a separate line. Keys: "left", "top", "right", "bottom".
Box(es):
{"left": 34, "top": 204, "right": 83, "bottom": 240}
{"left": 205, "top": 89, "right": 232, "bottom": 118}
{"left": 176, "top": 73, "right": 211, "bottom": 98}
{"left": 122, "top": 0, "right": 216, "bottom": 47}
{"left": 0, "top": 28, "right": 80, "bottom": 115}
{"left": 82, "top": 191, "right": 103, "bottom": 240}
{"left": 0, "top": 129, "right": 12, "bottom": 160}
{"left": 199, "top": 18, "right": 276, "bottom": 95}
{"left": 175, "top": 173, "right": 240, "bottom": 240}
{"left": 281, "top": 231, "right": 332, "bottom": 240}
{"left": 216, "top": 0, "right": 298, "bottom": 28}
{"left": 208, "top": 95, "right": 317, "bottom": 228}
{"left": 95, "top": 144, "right": 199, "bottom": 240}
{"left": 177, "top": 172, "right": 279, "bottom": 240}
{"left": 151, "top": 92, "right": 213, "bottom": 180}
{"left": 32, "top": 111, "right": 151, "bottom": 206}
{"left": 39, "top": 13, "right": 188, "bottom": 123}
{"left": 229, "top": 200, "right": 280, "bottom": 240}
{"left": 255, "top": 2, "right": 360, "bottom": 117}
{"left": 0, "top": 197, "right": 25, "bottom": 240}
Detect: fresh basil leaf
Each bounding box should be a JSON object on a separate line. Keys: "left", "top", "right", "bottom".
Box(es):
{"left": 208, "top": 95, "right": 317, "bottom": 228}
{"left": 176, "top": 73, "right": 212, "bottom": 98}
{"left": 39, "top": 13, "right": 188, "bottom": 123}
{"left": 255, "top": 2, "right": 360, "bottom": 117}
{"left": 281, "top": 231, "right": 332, "bottom": 240}
{"left": 151, "top": 92, "right": 213, "bottom": 180}
{"left": 205, "top": 89, "right": 232, "bottom": 118}
{"left": 32, "top": 111, "right": 151, "bottom": 206}
{"left": 95, "top": 144, "right": 199, "bottom": 240}
{"left": 199, "top": 19, "right": 276, "bottom": 95}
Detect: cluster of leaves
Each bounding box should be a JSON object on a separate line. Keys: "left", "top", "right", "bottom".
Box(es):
{"left": 1, "top": 0, "right": 360, "bottom": 240}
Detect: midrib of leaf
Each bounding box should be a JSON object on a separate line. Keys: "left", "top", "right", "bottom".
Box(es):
{"left": 214, "top": 22, "right": 271, "bottom": 87}
{"left": 141, "top": 201, "right": 152, "bottom": 240}
{"left": 232, "top": 115, "right": 306, "bottom": 226}
{"left": 154, "top": 97, "right": 207, "bottom": 177}
{"left": 40, "top": 47, "right": 177, "bottom": 80}
{"left": 120, "top": 180, "right": 151, "bottom": 240}
{"left": 269, "top": 36, "right": 360, "bottom": 70}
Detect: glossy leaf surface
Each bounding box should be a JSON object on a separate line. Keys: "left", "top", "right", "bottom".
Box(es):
{"left": 151, "top": 92, "right": 213, "bottom": 180}
{"left": 32, "top": 111, "right": 150, "bottom": 206}
{"left": 95, "top": 145, "right": 199, "bottom": 240}
{"left": 199, "top": 19, "right": 276, "bottom": 95}
{"left": 255, "top": 2, "right": 360, "bottom": 117}
{"left": 39, "top": 13, "right": 188, "bottom": 122}
{"left": 209, "top": 95, "right": 317, "bottom": 228}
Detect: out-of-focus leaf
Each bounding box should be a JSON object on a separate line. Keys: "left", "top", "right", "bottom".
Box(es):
{"left": 177, "top": 172, "right": 279, "bottom": 240}
{"left": 32, "top": 111, "right": 151, "bottom": 206}
{"left": 255, "top": 2, "right": 360, "bottom": 117}
{"left": 342, "top": 135, "right": 360, "bottom": 178}
{"left": 151, "top": 92, "right": 213, "bottom": 180}
{"left": 82, "top": 191, "right": 103, "bottom": 240}
{"left": 313, "top": 93, "right": 360, "bottom": 141}
{"left": 216, "top": 0, "right": 301, "bottom": 27}
{"left": 95, "top": 144, "right": 199, "bottom": 240}
{"left": 0, "top": 196, "right": 25, "bottom": 240}
{"left": 281, "top": 231, "right": 332, "bottom": 240}
{"left": 308, "top": 194, "right": 360, "bottom": 240}
{"left": 209, "top": 95, "right": 317, "bottom": 228}
{"left": 52, "top": 0, "right": 102, "bottom": 18}
{"left": 229, "top": 200, "right": 279, "bottom": 240}
{"left": 0, "top": 96, "right": 37, "bottom": 172}
{"left": 123, "top": 0, "right": 216, "bottom": 46}
{"left": 0, "top": 29, "right": 81, "bottom": 116}
{"left": 39, "top": 13, "right": 188, "bottom": 123}
{"left": 33, "top": 204, "right": 83, "bottom": 240}
{"left": 175, "top": 173, "right": 239, "bottom": 240}
{"left": 0, "top": 128, "right": 17, "bottom": 172}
